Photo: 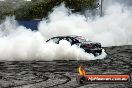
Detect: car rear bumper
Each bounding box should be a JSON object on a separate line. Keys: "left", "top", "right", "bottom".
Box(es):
{"left": 84, "top": 48, "right": 102, "bottom": 55}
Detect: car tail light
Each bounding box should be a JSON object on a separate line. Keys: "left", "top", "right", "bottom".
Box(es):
{"left": 84, "top": 44, "right": 92, "bottom": 48}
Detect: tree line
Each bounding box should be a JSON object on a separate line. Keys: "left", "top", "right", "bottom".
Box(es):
{"left": 0, "top": 0, "right": 97, "bottom": 20}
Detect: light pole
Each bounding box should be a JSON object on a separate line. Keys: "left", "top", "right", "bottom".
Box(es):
{"left": 98, "top": 0, "right": 103, "bottom": 16}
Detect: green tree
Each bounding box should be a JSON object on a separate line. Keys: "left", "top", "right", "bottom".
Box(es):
{"left": 1, "top": 0, "right": 97, "bottom": 20}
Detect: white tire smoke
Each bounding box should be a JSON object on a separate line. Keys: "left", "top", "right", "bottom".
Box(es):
{"left": 39, "top": 3, "right": 132, "bottom": 46}
{"left": 0, "top": 3, "right": 132, "bottom": 61}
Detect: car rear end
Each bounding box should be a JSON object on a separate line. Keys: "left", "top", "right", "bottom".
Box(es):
{"left": 80, "top": 42, "right": 102, "bottom": 56}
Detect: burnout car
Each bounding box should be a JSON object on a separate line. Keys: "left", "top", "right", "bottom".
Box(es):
{"left": 46, "top": 35, "right": 102, "bottom": 56}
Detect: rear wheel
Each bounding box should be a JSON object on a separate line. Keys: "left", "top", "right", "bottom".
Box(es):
{"left": 93, "top": 53, "right": 100, "bottom": 56}
{"left": 93, "top": 51, "right": 102, "bottom": 56}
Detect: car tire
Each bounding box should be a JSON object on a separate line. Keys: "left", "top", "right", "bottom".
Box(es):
{"left": 93, "top": 53, "right": 101, "bottom": 56}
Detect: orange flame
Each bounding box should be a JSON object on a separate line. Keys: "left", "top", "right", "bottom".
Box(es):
{"left": 78, "top": 66, "right": 86, "bottom": 76}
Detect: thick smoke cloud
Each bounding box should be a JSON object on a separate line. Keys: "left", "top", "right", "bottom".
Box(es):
{"left": 0, "top": 17, "right": 106, "bottom": 61}
{"left": 0, "top": 2, "right": 132, "bottom": 61}
{"left": 39, "top": 3, "right": 132, "bottom": 47}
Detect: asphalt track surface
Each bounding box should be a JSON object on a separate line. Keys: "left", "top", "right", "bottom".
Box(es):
{"left": 0, "top": 45, "right": 132, "bottom": 88}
